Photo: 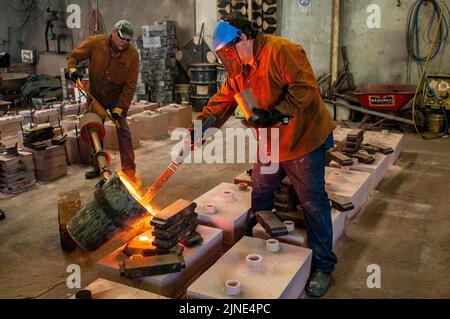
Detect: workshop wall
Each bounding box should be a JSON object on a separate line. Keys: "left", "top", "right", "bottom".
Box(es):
{"left": 0, "top": 0, "right": 196, "bottom": 72}
{"left": 2, "top": 0, "right": 448, "bottom": 84}
{"left": 195, "top": 0, "right": 449, "bottom": 86}
{"left": 341, "top": 0, "right": 450, "bottom": 85}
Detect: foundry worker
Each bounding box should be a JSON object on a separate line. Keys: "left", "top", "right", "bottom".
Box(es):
{"left": 188, "top": 15, "right": 337, "bottom": 297}
{"left": 67, "top": 20, "right": 139, "bottom": 182}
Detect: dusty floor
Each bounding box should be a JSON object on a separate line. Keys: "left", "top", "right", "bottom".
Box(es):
{"left": 0, "top": 117, "right": 449, "bottom": 299}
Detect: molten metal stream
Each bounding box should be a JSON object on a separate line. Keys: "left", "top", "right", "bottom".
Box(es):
{"left": 118, "top": 171, "right": 157, "bottom": 217}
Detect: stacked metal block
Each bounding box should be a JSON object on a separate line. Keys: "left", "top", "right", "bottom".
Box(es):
{"left": 137, "top": 21, "right": 178, "bottom": 106}
{"left": 119, "top": 200, "right": 203, "bottom": 279}
{"left": 24, "top": 145, "right": 68, "bottom": 182}
{"left": 151, "top": 200, "right": 201, "bottom": 251}
{"left": 0, "top": 151, "right": 36, "bottom": 194}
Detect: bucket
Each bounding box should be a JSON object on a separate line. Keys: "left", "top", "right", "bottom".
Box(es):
{"left": 67, "top": 171, "right": 148, "bottom": 251}
{"left": 426, "top": 112, "right": 445, "bottom": 133}
{"left": 190, "top": 63, "right": 217, "bottom": 112}
{"left": 175, "top": 84, "right": 191, "bottom": 104}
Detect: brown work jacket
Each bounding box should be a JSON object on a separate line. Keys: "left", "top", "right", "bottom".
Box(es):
{"left": 67, "top": 34, "right": 139, "bottom": 112}
{"left": 196, "top": 33, "right": 336, "bottom": 162}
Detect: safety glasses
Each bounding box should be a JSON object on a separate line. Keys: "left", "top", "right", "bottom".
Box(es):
{"left": 117, "top": 32, "right": 131, "bottom": 42}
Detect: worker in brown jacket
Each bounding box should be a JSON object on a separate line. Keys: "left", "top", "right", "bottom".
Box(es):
{"left": 190, "top": 15, "right": 337, "bottom": 297}
{"left": 67, "top": 20, "right": 139, "bottom": 181}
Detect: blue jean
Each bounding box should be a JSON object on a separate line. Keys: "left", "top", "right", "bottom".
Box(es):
{"left": 99, "top": 105, "right": 136, "bottom": 172}
{"left": 251, "top": 133, "right": 337, "bottom": 273}
{"left": 114, "top": 112, "right": 136, "bottom": 172}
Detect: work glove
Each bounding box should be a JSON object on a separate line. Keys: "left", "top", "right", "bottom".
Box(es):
{"left": 246, "top": 107, "right": 290, "bottom": 128}
{"left": 111, "top": 107, "right": 123, "bottom": 123}
{"left": 68, "top": 68, "right": 81, "bottom": 83}
{"left": 186, "top": 127, "right": 203, "bottom": 151}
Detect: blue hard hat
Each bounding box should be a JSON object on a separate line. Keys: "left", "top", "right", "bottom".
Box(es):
{"left": 213, "top": 20, "right": 242, "bottom": 52}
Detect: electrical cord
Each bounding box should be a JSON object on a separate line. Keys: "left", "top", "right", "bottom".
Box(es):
{"left": 25, "top": 280, "right": 66, "bottom": 299}
{"left": 407, "top": 0, "right": 449, "bottom": 63}
{"left": 18, "top": 0, "right": 35, "bottom": 30}
{"left": 407, "top": 0, "right": 450, "bottom": 138}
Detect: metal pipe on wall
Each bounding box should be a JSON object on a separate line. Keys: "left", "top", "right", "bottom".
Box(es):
{"left": 331, "top": 0, "right": 341, "bottom": 85}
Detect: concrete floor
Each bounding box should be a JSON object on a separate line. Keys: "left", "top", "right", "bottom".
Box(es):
{"left": 1, "top": 117, "right": 449, "bottom": 299}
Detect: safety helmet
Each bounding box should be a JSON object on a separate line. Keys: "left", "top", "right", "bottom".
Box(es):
{"left": 213, "top": 20, "right": 242, "bottom": 52}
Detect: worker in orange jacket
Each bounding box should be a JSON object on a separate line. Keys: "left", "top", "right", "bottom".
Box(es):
{"left": 190, "top": 15, "right": 337, "bottom": 297}
{"left": 67, "top": 20, "right": 139, "bottom": 181}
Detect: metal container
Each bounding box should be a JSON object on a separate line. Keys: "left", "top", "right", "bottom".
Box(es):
{"left": 175, "top": 84, "right": 191, "bottom": 104}
{"left": 67, "top": 171, "right": 148, "bottom": 251}
{"left": 190, "top": 63, "right": 217, "bottom": 112}
{"left": 190, "top": 63, "right": 218, "bottom": 82}
{"left": 426, "top": 112, "right": 445, "bottom": 133}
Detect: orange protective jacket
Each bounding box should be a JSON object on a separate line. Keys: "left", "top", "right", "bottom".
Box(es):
{"left": 67, "top": 34, "right": 139, "bottom": 112}
{"left": 196, "top": 33, "right": 336, "bottom": 162}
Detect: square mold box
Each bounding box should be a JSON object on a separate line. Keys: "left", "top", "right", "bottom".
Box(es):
{"left": 252, "top": 209, "right": 345, "bottom": 249}
{"left": 325, "top": 167, "right": 370, "bottom": 219}
{"left": 363, "top": 131, "right": 404, "bottom": 166}
{"left": 194, "top": 182, "right": 252, "bottom": 246}
{"left": 70, "top": 278, "right": 167, "bottom": 299}
{"left": 348, "top": 152, "right": 388, "bottom": 190}
{"left": 96, "top": 225, "right": 223, "bottom": 298}
{"left": 187, "top": 236, "right": 312, "bottom": 299}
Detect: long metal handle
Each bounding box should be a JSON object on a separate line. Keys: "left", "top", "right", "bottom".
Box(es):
{"left": 324, "top": 99, "right": 414, "bottom": 125}
{"left": 141, "top": 116, "right": 217, "bottom": 204}
{"left": 76, "top": 79, "right": 120, "bottom": 128}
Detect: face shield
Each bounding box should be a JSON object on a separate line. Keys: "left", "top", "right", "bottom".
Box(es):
{"left": 216, "top": 43, "right": 244, "bottom": 79}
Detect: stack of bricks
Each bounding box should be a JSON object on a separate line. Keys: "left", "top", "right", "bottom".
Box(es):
{"left": 24, "top": 144, "right": 68, "bottom": 182}
{"left": 342, "top": 129, "right": 375, "bottom": 164}
{"left": 0, "top": 115, "right": 24, "bottom": 146}
{"left": 133, "top": 48, "right": 147, "bottom": 101}
{"left": 151, "top": 200, "right": 201, "bottom": 251}
{"left": 273, "top": 180, "right": 300, "bottom": 212}
{"left": 0, "top": 151, "right": 36, "bottom": 194}
{"left": 137, "top": 20, "right": 178, "bottom": 106}
{"left": 119, "top": 200, "right": 203, "bottom": 279}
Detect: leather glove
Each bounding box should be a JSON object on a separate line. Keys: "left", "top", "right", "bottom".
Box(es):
{"left": 68, "top": 68, "right": 81, "bottom": 82}
{"left": 111, "top": 107, "right": 123, "bottom": 123}
{"left": 187, "top": 127, "right": 203, "bottom": 151}
{"left": 246, "top": 107, "right": 290, "bottom": 127}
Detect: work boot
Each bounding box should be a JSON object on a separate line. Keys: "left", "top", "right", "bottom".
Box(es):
{"left": 305, "top": 271, "right": 332, "bottom": 298}
{"left": 85, "top": 168, "right": 101, "bottom": 179}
